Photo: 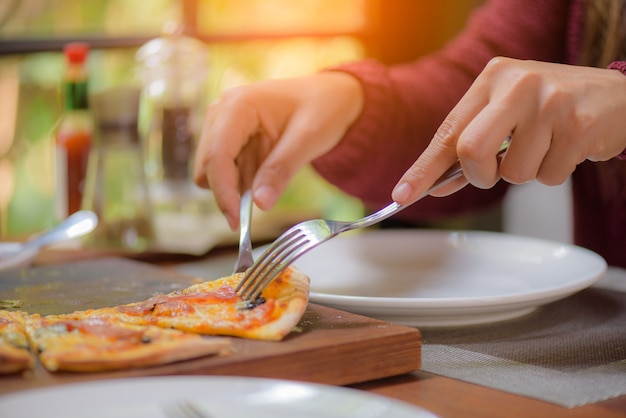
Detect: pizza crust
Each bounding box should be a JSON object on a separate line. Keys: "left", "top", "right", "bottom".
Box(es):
{"left": 24, "top": 314, "right": 231, "bottom": 372}
{"left": 0, "top": 311, "right": 34, "bottom": 374}
{"left": 240, "top": 266, "right": 310, "bottom": 340}
{"left": 0, "top": 345, "right": 33, "bottom": 374}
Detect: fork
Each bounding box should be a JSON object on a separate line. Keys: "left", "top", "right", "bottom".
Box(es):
{"left": 236, "top": 138, "right": 511, "bottom": 302}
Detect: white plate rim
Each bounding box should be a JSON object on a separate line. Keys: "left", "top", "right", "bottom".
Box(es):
{"left": 257, "top": 230, "right": 607, "bottom": 326}
{"left": 0, "top": 375, "right": 436, "bottom": 418}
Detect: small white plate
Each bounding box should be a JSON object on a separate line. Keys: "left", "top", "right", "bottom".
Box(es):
{"left": 285, "top": 230, "right": 607, "bottom": 327}
{"left": 0, "top": 376, "right": 436, "bottom": 418}
{"left": 0, "top": 242, "right": 39, "bottom": 272}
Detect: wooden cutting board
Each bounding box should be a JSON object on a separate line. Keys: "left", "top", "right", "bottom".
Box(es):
{"left": 0, "top": 257, "right": 421, "bottom": 395}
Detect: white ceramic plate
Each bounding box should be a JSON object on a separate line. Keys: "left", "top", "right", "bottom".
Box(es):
{"left": 0, "top": 242, "right": 39, "bottom": 272}
{"left": 0, "top": 376, "right": 436, "bottom": 418}
{"left": 284, "top": 230, "right": 607, "bottom": 327}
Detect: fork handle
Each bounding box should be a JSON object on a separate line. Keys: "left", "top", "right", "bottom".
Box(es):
{"left": 346, "top": 162, "right": 461, "bottom": 231}
{"left": 234, "top": 189, "right": 254, "bottom": 273}
{"left": 347, "top": 137, "right": 510, "bottom": 231}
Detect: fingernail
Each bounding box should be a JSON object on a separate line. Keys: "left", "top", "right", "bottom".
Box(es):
{"left": 224, "top": 211, "right": 237, "bottom": 231}
{"left": 392, "top": 182, "right": 412, "bottom": 203}
{"left": 254, "top": 185, "right": 278, "bottom": 210}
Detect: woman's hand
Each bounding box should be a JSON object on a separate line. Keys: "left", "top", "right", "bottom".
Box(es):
{"left": 392, "top": 57, "right": 626, "bottom": 205}
{"left": 194, "top": 71, "right": 363, "bottom": 229}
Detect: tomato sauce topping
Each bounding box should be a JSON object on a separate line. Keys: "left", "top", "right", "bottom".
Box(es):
{"left": 116, "top": 285, "right": 239, "bottom": 316}
{"left": 52, "top": 318, "right": 143, "bottom": 341}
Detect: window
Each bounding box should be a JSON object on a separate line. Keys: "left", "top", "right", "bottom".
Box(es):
{"left": 0, "top": 0, "right": 481, "bottom": 238}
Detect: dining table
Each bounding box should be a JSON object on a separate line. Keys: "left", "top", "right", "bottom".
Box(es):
{"left": 0, "top": 243, "right": 625, "bottom": 418}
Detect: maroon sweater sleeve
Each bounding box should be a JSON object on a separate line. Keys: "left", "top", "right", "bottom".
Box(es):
{"left": 312, "top": 0, "right": 570, "bottom": 222}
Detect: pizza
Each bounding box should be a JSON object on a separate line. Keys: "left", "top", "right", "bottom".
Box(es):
{"left": 0, "top": 310, "right": 34, "bottom": 374}
{"left": 80, "top": 266, "right": 310, "bottom": 341}
{"left": 0, "top": 265, "right": 309, "bottom": 374}
{"left": 23, "top": 313, "right": 231, "bottom": 372}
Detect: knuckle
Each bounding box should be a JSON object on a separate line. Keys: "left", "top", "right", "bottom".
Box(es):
{"left": 293, "top": 117, "right": 323, "bottom": 138}
{"left": 484, "top": 56, "right": 510, "bottom": 73}
{"left": 260, "top": 161, "right": 290, "bottom": 183}
{"left": 199, "top": 147, "right": 217, "bottom": 168}
{"left": 218, "top": 86, "right": 260, "bottom": 116}
{"left": 541, "top": 86, "right": 574, "bottom": 115}
{"left": 220, "top": 85, "right": 249, "bottom": 104}
{"left": 571, "top": 109, "right": 597, "bottom": 138}
{"left": 432, "top": 120, "right": 461, "bottom": 150}
{"left": 482, "top": 56, "right": 521, "bottom": 80}
{"left": 456, "top": 139, "right": 488, "bottom": 163}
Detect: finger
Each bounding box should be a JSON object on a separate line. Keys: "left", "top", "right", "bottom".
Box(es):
{"left": 195, "top": 98, "right": 262, "bottom": 229}
{"left": 535, "top": 131, "right": 584, "bottom": 185}
{"left": 427, "top": 176, "right": 470, "bottom": 197}
{"left": 455, "top": 100, "right": 520, "bottom": 189}
{"left": 236, "top": 133, "right": 262, "bottom": 192}
{"left": 252, "top": 111, "right": 343, "bottom": 210}
{"left": 193, "top": 104, "right": 219, "bottom": 189}
{"left": 392, "top": 75, "right": 491, "bottom": 204}
{"left": 498, "top": 125, "right": 550, "bottom": 185}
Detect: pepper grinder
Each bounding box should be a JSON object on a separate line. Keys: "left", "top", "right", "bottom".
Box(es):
{"left": 135, "top": 22, "right": 220, "bottom": 253}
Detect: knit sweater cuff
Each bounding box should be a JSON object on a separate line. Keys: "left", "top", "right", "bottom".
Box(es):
{"left": 313, "top": 60, "right": 399, "bottom": 191}
{"left": 609, "top": 61, "right": 626, "bottom": 160}
{"left": 608, "top": 61, "right": 626, "bottom": 74}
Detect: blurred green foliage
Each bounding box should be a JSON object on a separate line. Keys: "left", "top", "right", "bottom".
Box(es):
{"left": 0, "top": 0, "right": 364, "bottom": 239}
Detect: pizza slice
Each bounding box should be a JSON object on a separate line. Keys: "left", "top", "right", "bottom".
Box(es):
{"left": 24, "top": 313, "right": 231, "bottom": 372}
{"left": 0, "top": 310, "right": 34, "bottom": 374}
{"left": 81, "top": 266, "right": 310, "bottom": 341}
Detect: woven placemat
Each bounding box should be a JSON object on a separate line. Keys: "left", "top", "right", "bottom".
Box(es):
{"left": 420, "top": 268, "right": 626, "bottom": 407}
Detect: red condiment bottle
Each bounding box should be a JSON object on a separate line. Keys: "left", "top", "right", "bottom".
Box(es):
{"left": 55, "top": 42, "right": 93, "bottom": 219}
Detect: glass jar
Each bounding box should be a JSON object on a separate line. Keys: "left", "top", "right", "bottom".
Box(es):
{"left": 136, "top": 23, "right": 208, "bottom": 185}
{"left": 136, "top": 23, "right": 223, "bottom": 254}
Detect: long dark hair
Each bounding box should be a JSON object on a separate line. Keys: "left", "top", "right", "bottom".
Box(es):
{"left": 580, "top": 0, "right": 626, "bottom": 67}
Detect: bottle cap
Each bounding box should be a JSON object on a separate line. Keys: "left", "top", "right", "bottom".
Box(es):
{"left": 64, "top": 42, "right": 89, "bottom": 64}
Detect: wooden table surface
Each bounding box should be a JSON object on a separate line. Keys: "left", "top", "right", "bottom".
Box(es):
{"left": 352, "top": 372, "right": 626, "bottom": 418}
{"left": 5, "top": 247, "right": 626, "bottom": 418}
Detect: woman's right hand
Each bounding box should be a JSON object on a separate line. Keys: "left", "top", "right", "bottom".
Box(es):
{"left": 391, "top": 58, "right": 626, "bottom": 206}
{"left": 193, "top": 71, "right": 364, "bottom": 230}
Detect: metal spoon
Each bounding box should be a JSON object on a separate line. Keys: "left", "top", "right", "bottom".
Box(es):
{"left": 2, "top": 210, "right": 98, "bottom": 257}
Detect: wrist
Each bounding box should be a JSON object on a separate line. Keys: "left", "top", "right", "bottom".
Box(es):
{"left": 318, "top": 71, "right": 365, "bottom": 126}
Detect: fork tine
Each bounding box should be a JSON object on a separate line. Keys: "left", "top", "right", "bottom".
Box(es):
{"left": 240, "top": 235, "right": 311, "bottom": 301}
{"left": 235, "top": 228, "right": 302, "bottom": 292}
{"left": 242, "top": 240, "right": 315, "bottom": 301}
{"left": 237, "top": 230, "right": 309, "bottom": 299}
